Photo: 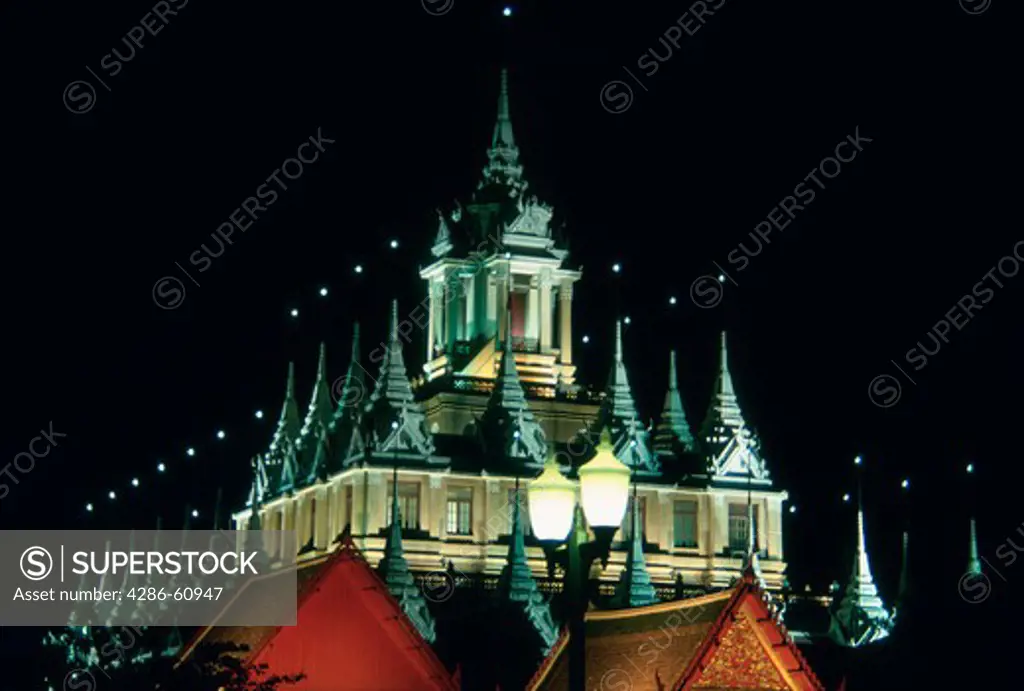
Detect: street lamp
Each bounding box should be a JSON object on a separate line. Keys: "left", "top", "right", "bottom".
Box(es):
{"left": 528, "top": 428, "right": 631, "bottom": 691}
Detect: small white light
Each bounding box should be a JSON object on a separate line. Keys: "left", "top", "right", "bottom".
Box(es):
{"left": 186, "top": 447, "right": 196, "bottom": 457}
{"left": 290, "top": 308, "right": 299, "bottom": 318}
{"left": 669, "top": 296, "right": 677, "bottom": 305}
{"left": 391, "top": 420, "right": 400, "bottom": 431}
{"left": 513, "top": 430, "right": 521, "bottom": 439}
{"left": 612, "top": 263, "right": 621, "bottom": 273}
{"left": 354, "top": 265, "right": 363, "bottom": 274}
{"left": 503, "top": 6, "right": 512, "bottom": 17}
{"left": 789, "top": 505, "right": 796, "bottom": 514}
{"left": 108, "top": 491, "right": 116, "bottom": 500}
{"left": 319, "top": 287, "right": 328, "bottom": 297}
{"left": 717, "top": 274, "right": 725, "bottom": 282}
{"left": 582, "top": 335, "right": 590, "bottom": 344}
{"left": 131, "top": 478, "right": 139, "bottom": 488}
{"left": 966, "top": 463, "right": 974, "bottom": 473}
{"left": 842, "top": 493, "right": 850, "bottom": 502}
{"left": 216, "top": 430, "right": 226, "bottom": 440}
{"left": 192, "top": 509, "right": 199, "bottom": 518}
{"left": 624, "top": 316, "right": 631, "bottom": 325}
{"left": 390, "top": 239, "right": 399, "bottom": 249}
{"left": 505, "top": 252, "right": 512, "bottom": 259}
{"left": 255, "top": 410, "right": 264, "bottom": 419}
{"left": 854, "top": 455, "right": 863, "bottom": 465}
{"left": 157, "top": 462, "right": 166, "bottom": 472}
{"left": 86, "top": 503, "right": 93, "bottom": 512}
{"left": 901, "top": 478, "right": 910, "bottom": 489}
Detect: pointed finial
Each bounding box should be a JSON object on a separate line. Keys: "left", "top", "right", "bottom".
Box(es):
{"left": 967, "top": 517, "right": 982, "bottom": 576}
{"left": 351, "top": 321, "right": 360, "bottom": 355}
{"left": 615, "top": 320, "right": 624, "bottom": 363}
{"left": 286, "top": 361, "right": 296, "bottom": 397}
{"left": 668, "top": 351, "right": 678, "bottom": 391}
{"left": 390, "top": 299, "right": 400, "bottom": 345}
{"left": 317, "top": 342, "right": 327, "bottom": 378}
{"left": 492, "top": 68, "right": 515, "bottom": 149}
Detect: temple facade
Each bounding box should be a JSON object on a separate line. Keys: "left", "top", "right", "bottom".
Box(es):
{"left": 233, "top": 69, "right": 791, "bottom": 595}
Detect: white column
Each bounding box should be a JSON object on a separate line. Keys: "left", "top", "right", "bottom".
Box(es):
{"left": 558, "top": 281, "right": 573, "bottom": 364}
{"left": 539, "top": 273, "right": 552, "bottom": 351}
{"left": 487, "top": 274, "right": 498, "bottom": 339}
{"left": 526, "top": 277, "right": 539, "bottom": 342}
{"left": 464, "top": 275, "right": 475, "bottom": 340}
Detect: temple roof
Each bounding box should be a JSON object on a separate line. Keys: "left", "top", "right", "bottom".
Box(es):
{"left": 528, "top": 572, "right": 824, "bottom": 691}
{"left": 828, "top": 507, "right": 893, "bottom": 648}
{"left": 177, "top": 537, "right": 458, "bottom": 691}
{"left": 653, "top": 350, "right": 697, "bottom": 458}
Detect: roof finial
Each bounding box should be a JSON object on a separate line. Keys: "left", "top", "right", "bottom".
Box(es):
{"left": 493, "top": 68, "right": 514, "bottom": 150}
{"left": 615, "top": 320, "right": 624, "bottom": 363}
{"left": 967, "top": 517, "right": 982, "bottom": 576}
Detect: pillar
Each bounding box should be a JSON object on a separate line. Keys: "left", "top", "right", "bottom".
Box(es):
{"left": 558, "top": 281, "right": 573, "bottom": 364}
{"left": 465, "top": 274, "right": 476, "bottom": 340}
{"left": 526, "top": 277, "right": 539, "bottom": 343}
{"left": 539, "top": 273, "right": 552, "bottom": 351}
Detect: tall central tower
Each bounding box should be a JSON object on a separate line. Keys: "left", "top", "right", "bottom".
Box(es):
{"left": 419, "top": 70, "right": 580, "bottom": 394}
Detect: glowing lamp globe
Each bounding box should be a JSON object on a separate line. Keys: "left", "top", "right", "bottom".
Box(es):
{"left": 578, "top": 429, "right": 631, "bottom": 529}
{"left": 528, "top": 457, "right": 576, "bottom": 541}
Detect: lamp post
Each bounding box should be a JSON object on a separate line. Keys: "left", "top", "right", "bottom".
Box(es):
{"left": 528, "top": 428, "right": 631, "bottom": 691}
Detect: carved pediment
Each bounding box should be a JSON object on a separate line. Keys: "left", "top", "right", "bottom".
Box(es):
{"left": 505, "top": 197, "right": 553, "bottom": 238}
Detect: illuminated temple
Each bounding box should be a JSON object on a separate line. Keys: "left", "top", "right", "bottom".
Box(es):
{"left": 194, "top": 70, "right": 914, "bottom": 689}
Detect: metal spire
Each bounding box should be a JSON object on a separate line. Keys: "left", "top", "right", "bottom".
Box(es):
{"left": 611, "top": 477, "right": 659, "bottom": 608}
{"left": 597, "top": 320, "right": 659, "bottom": 476}
{"left": 829, "top": 455, "right": 892, "bottom": 647}
{"left": 377, "top": 464, "right": 436, "bottom": 643}
{"left": 481, "top": 292, "right": 548, "bottom": 467}
{"left": 653, "top": 350, "right": 696, "bottom": 456}
{"left": 480, "top": 68, "right": 526, "bottom": 192}
{"left": 367, "top": 300, "right": 435, "bottom": 458}
{"left": 497, "top": 477, "right": 558, "bottom": 650}
{"left": 270, "top": 362, "right": 301, "bottom": 454}
{"left": 300, "top": 343, "right": 334, "bottom": 445}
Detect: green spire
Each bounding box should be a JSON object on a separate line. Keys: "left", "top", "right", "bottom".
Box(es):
{"left": 829, "top": 490, "right": 893, "bottom": 647}
{"left": 367, "top": 301, "right": 435, "bottom": 458}
{"left": 498, "top": 480, "right": 559, "bottom": 651}
{"left": 596, "top": 320, "right": 659, "bottom": 476}
{"left": 305, "top": 429, "right": 331, "bottom": 485}
{"left": 377, "top": 466, "right": 436, "bottom": 643}
{"left": 270, "top": 362, "right": 301, "bottom": 454}
{"left": 332, "top": 323, "right": 367, "bottom": 467}
{"left": 481, "top": 299, "right": 548, "bottom": 467}
{"left": 480, "top": 68, "right": 526, "bottom": 193}
{"left": 268, "top": 362, "right": 301, "bottom": 494}
{"left": 967, "top": 518, "right": 982, "bottom": 576}
{"left": 611, "top": 486, "right": 659, "bottom": 608}
{"left": 300, "top": 343, "right": 334, "bottom": 446}
{"left": 700, "top": 332, "right": 746, "bottom": 440}
{"left": 653, "top": 350, "right": 696, "bottom": 456}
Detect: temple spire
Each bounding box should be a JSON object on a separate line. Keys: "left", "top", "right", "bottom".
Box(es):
{"left": 332, "top": 323, "right": 367, "bottom": 467}
{"left": 967, "top": 518, "right": 982, "bottom": 576}
{"left": 499, "top": 478, "right": 559, "bottom": 651}
{"left": 611, "top": 482, "right": 659, "bottom": 608}
{"left": 367, "top": 301, "right": 436, "bottom": 458}
{"left": 829, "top": 457, "right": 893, "bottom": 647}
{"left": 479, "top": 68, "right": 526, "bottom": 193}
{"left": 595, "top": 320, "right": 659, "bottom": 476}
{"left": 301, "top": 343, "right": 334, "bottom": 442}
{"left": 270, "top": 362, "right": 301, "bottom": 454}
{"left": 480, "top": 295, "right": 548, "bottom": 468}
{"left": 653, "top": 350, "right": 696, "bottom": 457}
{"left": 377, "top": 465, "right": 437, "bottom": 643}
{"left": 701, "top": 332, "right": 745, "bottom": 438}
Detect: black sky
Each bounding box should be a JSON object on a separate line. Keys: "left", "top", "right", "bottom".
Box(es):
{"left": 2, "top": 0, "right": 1022, "bottom": 674}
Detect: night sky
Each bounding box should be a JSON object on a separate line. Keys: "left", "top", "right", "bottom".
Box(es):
{"left": 2, "top": 0, "right": 1021, "bottom": 681}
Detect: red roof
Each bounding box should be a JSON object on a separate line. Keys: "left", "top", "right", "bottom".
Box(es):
{"left": 179, "top": 537, "right": 458, "bottom": 691}
{"left": 527, "top": 572, "right": 825, "bottom": 691}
